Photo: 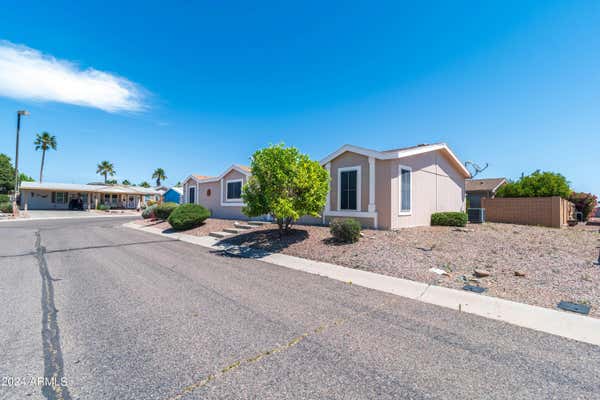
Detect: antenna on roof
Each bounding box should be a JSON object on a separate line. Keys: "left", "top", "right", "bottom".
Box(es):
{"left": 464, "top": 161, "right": 489, "bottom": 178}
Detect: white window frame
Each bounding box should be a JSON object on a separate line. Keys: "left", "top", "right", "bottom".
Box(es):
{"left": 398, "top": 165, "right": 412, "bottom": 215}
{"left": 225, "top": 179, "right": 243, "bottom": 201}
{"left": 337, "top": 166, "right": 361, "bottom": 212}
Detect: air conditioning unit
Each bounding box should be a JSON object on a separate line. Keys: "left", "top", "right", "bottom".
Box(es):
{"left": 467, "top": 208, "right": 485, "bottom": 223}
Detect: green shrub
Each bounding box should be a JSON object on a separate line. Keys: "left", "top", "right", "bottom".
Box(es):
{"left": 496, "top": 170, "right": 571, "bottom": 199}
{"left": 0, "top": 202, "right": 12, "bottom": 213}
{"left": 155, "top": 202, "right": 178, "bottom": 220}
{"left": 142, "top": 204, "right": 157, "bottom": 219}
{"left": 431, "top": 212, "right": 468, "bottom": 227}
{"left": 168, "top": 204, "right": 210, "bottom": 230}
{"left": 0, "top": 194, "right": 9, "bottom": 203}
{"left": 96, "top": 204, "right": 110, "bottom": 211}
{"left": 329, "top": 218, "right": 361, "bottom": 243}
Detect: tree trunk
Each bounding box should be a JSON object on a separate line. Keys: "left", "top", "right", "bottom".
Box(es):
{"left": 104, "top": 173, "right": 107, "bottom": 183}
{"left": 39, "top": 150, "right": 46, "bottom": 182}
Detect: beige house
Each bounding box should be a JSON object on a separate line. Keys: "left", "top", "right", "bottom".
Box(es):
{"left": 182, "top": 143, "right": 469, "bottom": 229}
{"left": 181, "top": 165, "right": 254, "bottom": 220}
{"left": 318, "top": 143, "right": 471, "bottom": 229}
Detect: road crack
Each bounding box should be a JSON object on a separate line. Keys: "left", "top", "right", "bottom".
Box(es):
{"left": 164, "top": 299, "right": 397, "bottom": 400}
{"left": 35, "top": 230, "right": 72, "bottom": 400}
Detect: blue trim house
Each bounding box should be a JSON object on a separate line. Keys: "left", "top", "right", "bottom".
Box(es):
{"left": 163, "top": 187, "right": 183, "bottom": 204}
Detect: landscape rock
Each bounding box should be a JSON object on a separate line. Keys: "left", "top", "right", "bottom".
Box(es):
{"left": 514, "top": 270, "right": 526, "bottom": 277}
{"left": 473, "top": 269, "right": 490, "bottom": 278}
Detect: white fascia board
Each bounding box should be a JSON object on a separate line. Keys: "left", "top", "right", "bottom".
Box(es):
{"left": 389, "top": 143, "right": 471, "bottom": 178}
{"left": 320, "top": 144, "right": 387, "bottom": 165}
{"left": 192, "top": 165, "right": 251, "bottom": 185}
{"left": 491, "top": 179, "right": 508, "bottom": 193}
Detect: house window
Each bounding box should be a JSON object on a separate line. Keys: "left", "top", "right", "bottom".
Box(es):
{"left": 399, "top": 166, "right": 412, "bottom": 214}
{"left": 206, "top": 188, "right": 211, "bottom": 197}
{"left": 51, "top": 192, "right": 68, "bottom": 204}
{"left": 188, "top": 187, "right": 196, "bottom": 204}
{"left": 226, "top": 180, "right": 242, "bottom": 200}
{"left": 339, "top": 167, "right": 359, "bottom": 210}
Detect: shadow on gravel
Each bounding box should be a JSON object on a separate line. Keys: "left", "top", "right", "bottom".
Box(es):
{"left": 212, "top": 228, "right": 309, "bottom": 259}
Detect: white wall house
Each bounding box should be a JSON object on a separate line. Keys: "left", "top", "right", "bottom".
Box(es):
{"left": 19, "top": 182, "right": 160, "bottom": 210}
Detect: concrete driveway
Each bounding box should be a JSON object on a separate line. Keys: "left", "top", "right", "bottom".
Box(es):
{"left": 1, "top": 217, "right": 599, "bottom": 399}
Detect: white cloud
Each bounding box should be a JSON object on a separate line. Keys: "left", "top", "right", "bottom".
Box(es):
{"left": 0, "top": 40, "right": 147, "bottom": 112}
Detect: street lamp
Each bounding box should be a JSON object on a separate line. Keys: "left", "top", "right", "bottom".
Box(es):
{"left": 13, "top": 110, "right": 30, "bottom": 216}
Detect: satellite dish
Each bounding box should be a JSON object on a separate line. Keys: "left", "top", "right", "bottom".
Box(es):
{"left": 464, "top": 161, "right": 489, "bottom": 178}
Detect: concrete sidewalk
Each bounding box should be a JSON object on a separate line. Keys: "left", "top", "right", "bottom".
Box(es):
{"left": 124, "top": 221, "right": 600, "bottom": 346}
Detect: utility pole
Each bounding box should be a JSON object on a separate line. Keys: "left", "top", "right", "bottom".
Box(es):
{"left": 13, "top": 110, "right": 29, "bottom": 216}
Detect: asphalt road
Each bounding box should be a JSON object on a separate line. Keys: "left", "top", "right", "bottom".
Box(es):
{"left": 1, "top": 217, "right": 599, "bottom": 400}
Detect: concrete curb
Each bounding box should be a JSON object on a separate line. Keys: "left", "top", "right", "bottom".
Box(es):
{"left": 124, "top": 222, "right": 600, "bottom": 346}
{"left": 0, "top": 214, "right": 139, "bottom": 223}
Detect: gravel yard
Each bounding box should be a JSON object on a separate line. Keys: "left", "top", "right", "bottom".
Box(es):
{"left": 220, "top": 222, "right": 600, "bottom": 318}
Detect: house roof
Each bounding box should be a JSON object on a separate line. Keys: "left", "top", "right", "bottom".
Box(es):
{"left": 184, "top": 164, "right": 252, "bottom": 185}
{"left": 465, "top": 178, "right": 507, "bottom": 193}
{"left": 320, "top": 143, "right": 471, "bottom": 178}
{"left": 20, "top": 182, "right": 160, "bottom": 195}
{"left": 192, "top": 174, "right": 213, "bottom": 180}
{"left": 167, "top": 187, "right": 183, "bottom": 195}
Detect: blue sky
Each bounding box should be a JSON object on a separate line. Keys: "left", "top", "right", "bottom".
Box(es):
{"left": 0, "top": 1, "right": 598, "bottom": 194}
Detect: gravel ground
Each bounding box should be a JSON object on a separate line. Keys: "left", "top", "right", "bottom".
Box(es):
{"left": 135, "top": 217, "right": 236, "bottom": 236}
{"left": 220, "top": 222, "right": 600, "bottom": 318}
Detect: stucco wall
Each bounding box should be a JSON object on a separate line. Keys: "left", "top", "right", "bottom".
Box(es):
{"left": 183, "top": 171, "right": 250, "bottom": 220}
{"left": 21, "top": 190, "right": 69, "bottom": 209}
{"left": 220, "top": 170, "right": 247, "bottom": 204}
{"left": 329, "top": 152, "right": 370, "bottom": 213}
{"left": 326, "top": 149, "right": 465, "bottom": 229}
{"left": 388, "top": 150, "right": 465, "bottom": 229}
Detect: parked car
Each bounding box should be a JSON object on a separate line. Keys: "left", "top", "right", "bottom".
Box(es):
{"left": 68, "top": 198, "right": 84, "bottom": 210}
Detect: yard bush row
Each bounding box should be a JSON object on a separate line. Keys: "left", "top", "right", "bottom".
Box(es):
{"left": 330, "top": 218, "right": 362, "bottom": 243}
{"left": 0, "top": 202, "right": 12, "bottom": 213}
{"left": 155, "top": 202, "right": 178, "bottom": 220}
{"left": 431, "top": 212, "right": 468, "bottom": 227}
{"left": 168, "top": 204, "right": 210, "bottom": 231}
{"left": 0, "top": 194, "right": 9, "bottom": 203}
{"left": 142, "top": 204, "right": 157, "bottom": 219}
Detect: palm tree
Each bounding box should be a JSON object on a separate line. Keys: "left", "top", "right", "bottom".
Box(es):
{"left": 96, "top": 161, "right": 116, "bottom": 184}
{"left": 152, "top": 168, "right": 167, "bottom": 186}
{"left": 34, "top": 132, "right": 57, "bottom": 183}
{"left": 139, "top": 181, "right": 150, "bottom": 188}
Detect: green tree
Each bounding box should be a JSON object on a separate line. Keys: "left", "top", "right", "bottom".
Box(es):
{"left": 96, "top": 161, "right": 116, "bottom": 184}
{"left": 496, "top": 170, "right": 571, "bottom": 199}
{"left": 242, "top": 144, "right": 330, "bottom": 234}
{"left": 139, "top": 181, "right": 150, "bottom": 188}
{"left": 106, "top": 179, "right": 117, "bottom": 185}
{"left": 122, "top": 179, "right": 131, "bottom": 185}
{"left": 152, "top": 168, "right": 167, "bottom": 186}
{"left": 34, "top": 132, "right": 57, "bottom": 183}
{"left": 0, "top": 154, "right": 15, "bottom": 194}
{"left": 19, "top": 173, "right": 34, "bottom": 183}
